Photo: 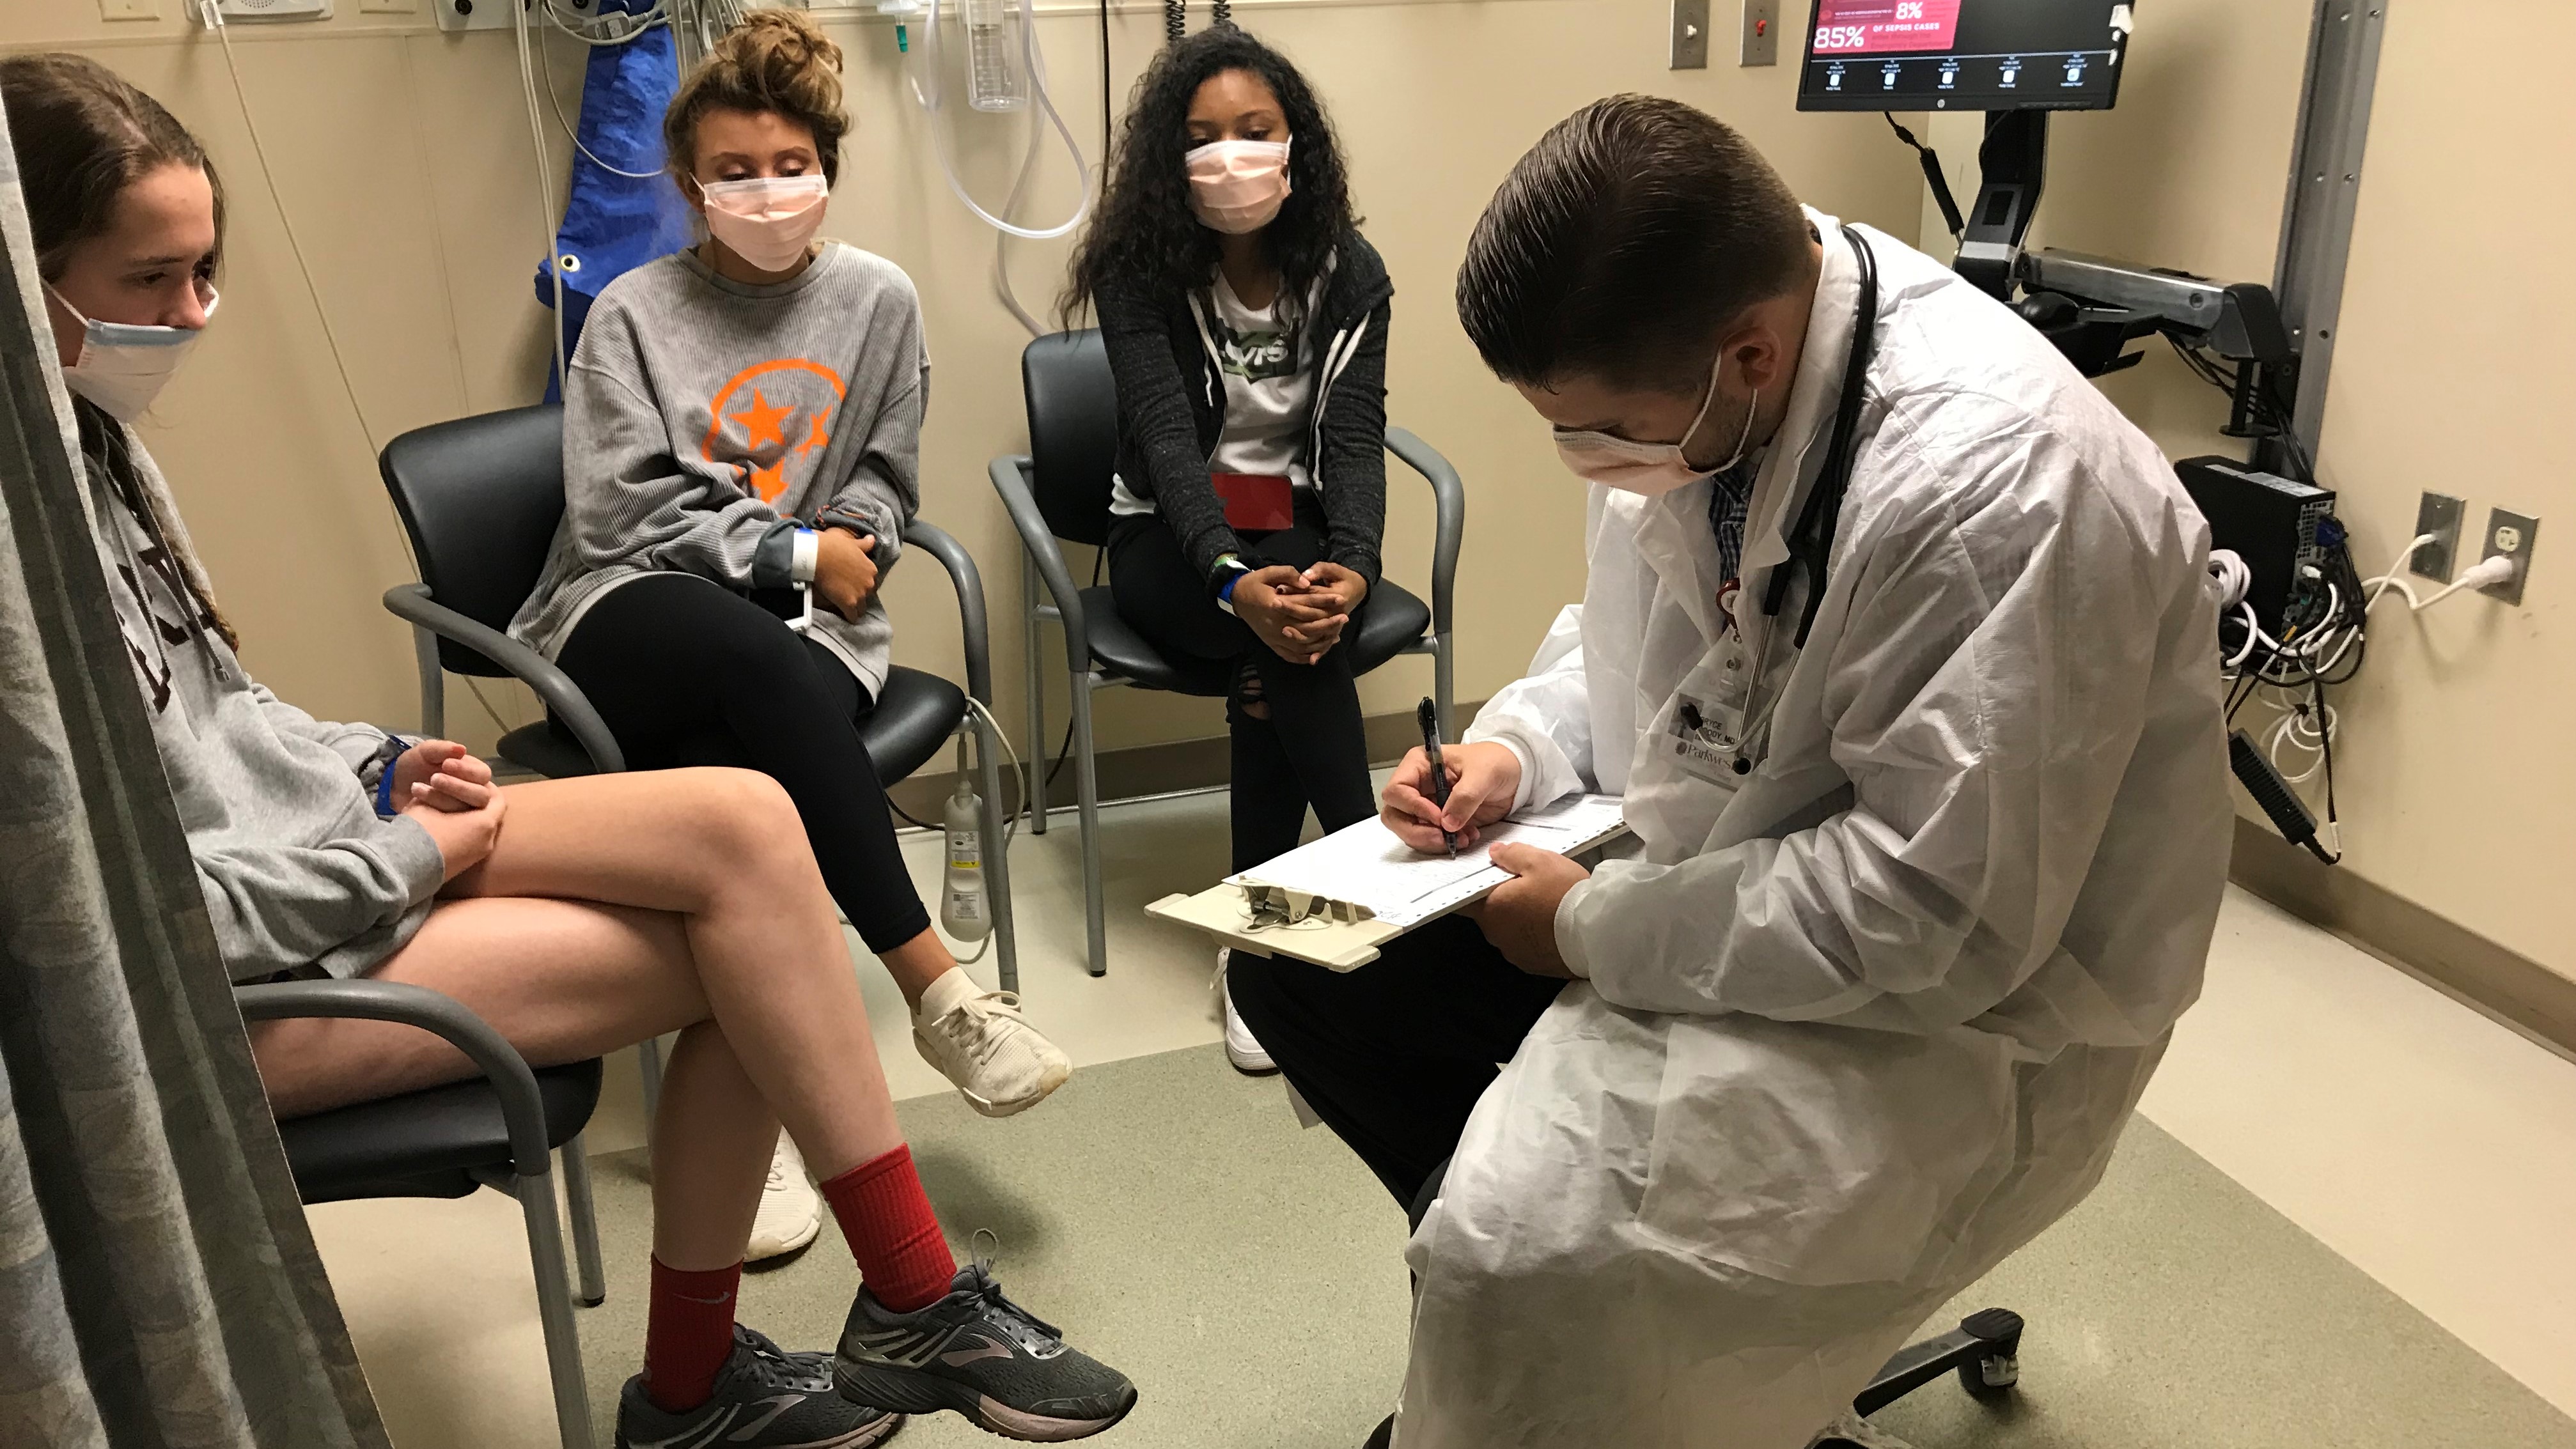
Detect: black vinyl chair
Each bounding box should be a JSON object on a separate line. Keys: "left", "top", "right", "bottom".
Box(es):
{"left": 375, "top": 405, "right": 1024, "bottom": 1114}
{"left": 237, "top": 978, "right": 604, "bottom": 1449}
{"left": 992, "top": 330, "right": 1463, "bottom": 977}
{"left": 1363, "top": 1157, "right": 2027, "bottom": 1449}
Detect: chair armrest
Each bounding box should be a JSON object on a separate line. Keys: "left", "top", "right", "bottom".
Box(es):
{"left": 234, "top": 978, "right": 554, "bottom": 1178}
{"left": 987, "top": 454, "right": 1094, "bottom": 672}
{"left": 382, "top": 583, "right": 625, "bottom": 773}
{"left": 1387, "top": 426, "right": 1462, "bottom": 638}
{"left": 901, "top": 518, "right": 992, "bottom": 706}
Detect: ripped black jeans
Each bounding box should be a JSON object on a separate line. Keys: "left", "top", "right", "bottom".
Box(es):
{"left": 1106, "top": 507, "right": 1377, "bottom": 872}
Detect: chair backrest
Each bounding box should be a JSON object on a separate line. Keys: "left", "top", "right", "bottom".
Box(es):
{"left": 1020, "top": 329, "right": 1120, "bottom": 546}
{"left": 378, "top": 405, "right": 565, "bottom": 676}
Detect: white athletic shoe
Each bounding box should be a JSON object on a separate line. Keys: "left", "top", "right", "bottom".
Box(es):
{"left": 910, "top": 967, "right": 1072, "bottom": 1118}
{"left": 1215, "top": 949, "right": 1276, "bottom": 1076}
{"left": 1808, "top": 1412, "right": 1917, "bottom": 1448}
{"left": 745, "top": 1132, "right": 822, "bottom": 1262}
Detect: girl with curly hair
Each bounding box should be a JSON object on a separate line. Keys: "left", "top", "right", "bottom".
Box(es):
{"left": 1065, "top": 26, "right": 1391, "bottom": 1074}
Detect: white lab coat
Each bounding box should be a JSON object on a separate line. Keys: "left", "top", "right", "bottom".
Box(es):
{"left": 1396, "top": 214, "right": 2232, "bottom": 1448}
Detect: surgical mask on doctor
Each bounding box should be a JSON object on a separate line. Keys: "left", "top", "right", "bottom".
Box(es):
{"left": 1554, "top": 353, "right": 1758, "bottom": 497}
{"left": 1185, "top": 139, "right": 1293, "bottom": 235}
{"left": 46, "top": 281, "right": 217, "bottom": 423}
{"left": 697, "top": 175, "right": 830, "bottom": 272}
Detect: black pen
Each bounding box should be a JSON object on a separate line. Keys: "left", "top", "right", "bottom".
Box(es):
{"left": 1417, "top": 697, "right": 1457, "bottom": 858}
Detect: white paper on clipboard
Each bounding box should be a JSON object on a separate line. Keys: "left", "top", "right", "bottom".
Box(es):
{"left": 1226, "top": 794, "right": 1628, "bottom": 929}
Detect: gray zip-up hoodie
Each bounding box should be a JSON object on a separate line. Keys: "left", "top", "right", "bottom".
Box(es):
{"left": 78, "top": 401, "right": 444, "bottom": 982}
{"left": 508, "top": 242, "right": 928, "bottom": 696}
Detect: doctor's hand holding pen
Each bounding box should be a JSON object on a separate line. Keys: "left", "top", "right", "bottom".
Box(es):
{"left": 1382, "top": 739, "right": 1522, "bottom": 852}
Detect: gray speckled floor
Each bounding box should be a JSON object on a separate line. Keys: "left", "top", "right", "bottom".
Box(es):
{"left": 569, "top": 1044, "right": 2576, "bottom": 1449}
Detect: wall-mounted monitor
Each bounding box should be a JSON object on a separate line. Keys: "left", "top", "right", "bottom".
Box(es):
{"left": 1795, "top": 1, "right": 2133, "bottom": 112}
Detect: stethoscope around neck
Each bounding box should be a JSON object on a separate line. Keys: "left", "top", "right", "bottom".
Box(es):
{"left": 1760, "top": 225, "right": 1882, "bottom": 650}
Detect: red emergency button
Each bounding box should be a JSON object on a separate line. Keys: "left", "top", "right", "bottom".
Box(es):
{"left": 1756, "top": 17, "right": 1768, "bottom": 33}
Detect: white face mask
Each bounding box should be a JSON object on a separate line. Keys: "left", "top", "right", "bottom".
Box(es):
{"left": 697, "top": 175, "right": 831, "bottom": 274}
{"left": 47, "top": 281, "right": 217, "bottom": 422}
{"left": 1552, "top": 353, "right": 1757, "bottom": 497}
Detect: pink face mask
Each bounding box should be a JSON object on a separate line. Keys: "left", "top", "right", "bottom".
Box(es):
{"left": 697, "top": 175, "right": 830, "bottom": 273}
{"left": 1552, "top": 356, "right": 1757, "bottom": 497}
{"left": 1185, "top": 139, "right": 1293, "bottom": 235}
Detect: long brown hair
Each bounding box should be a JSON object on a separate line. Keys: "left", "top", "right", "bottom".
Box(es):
{"left": 664, "top": 10, "right": 849, "bottom": 187}
{"left": 3, "top": 51, "right": 239, "bottom": 652}
{"left": 2, "top": 51, "right": 226, "bottom": 283}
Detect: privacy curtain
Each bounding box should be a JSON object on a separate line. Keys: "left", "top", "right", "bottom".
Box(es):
{"left": 0, "top": 101, "right": 389, "bottom": 1449}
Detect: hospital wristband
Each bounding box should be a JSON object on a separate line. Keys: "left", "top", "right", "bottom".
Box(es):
{"left": 1214, "top": 554, "right": 1249, "bottom": 616}
{"left": 790, "top": 527, "right": 821, "bottom": 585}
{"left": 374, "top": 734, "right": 419, "bottom": 817}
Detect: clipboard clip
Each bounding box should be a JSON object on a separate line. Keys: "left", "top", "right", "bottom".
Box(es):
{"left": 1240, "top": 883, "right": 1375, "bottom": 933}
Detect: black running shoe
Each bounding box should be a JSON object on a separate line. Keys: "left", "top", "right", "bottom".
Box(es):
{"left": 834, "top": 1263, "right": 1137, "bottom": 1441}
{"left": 616, "top": 1324, "right": 905, "bottom": 1449}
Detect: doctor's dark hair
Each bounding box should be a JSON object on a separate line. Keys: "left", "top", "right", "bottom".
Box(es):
{"left": 1, "top": 51, "right": 226, "bottom": 283}
{"left": 665, "top": 9, "right": 848, "bottom": 186}
{"left": 1062, "top": 26, "right": 1357, "bottom": 323}
{"left": 1457, "top": 95, "right": 1811, "bottom": 394}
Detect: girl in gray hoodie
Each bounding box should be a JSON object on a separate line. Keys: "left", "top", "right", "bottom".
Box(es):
{"left": 9, "top": 50, "right": 1132, "bottom": 1446}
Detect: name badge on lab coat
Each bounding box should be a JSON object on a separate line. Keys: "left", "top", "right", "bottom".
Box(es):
{"left": 1666, "top": 640, "right": 1757, "bottom": 784}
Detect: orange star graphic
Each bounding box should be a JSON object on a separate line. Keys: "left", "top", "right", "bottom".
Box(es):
{"left": 798, "top": 421, "right": 831, "bottom": 458}
{"left": 730, "top": 389, "right": 793, "bottom": 451}
{"left": 746, "top": 458, "right": 788, "bottom": 502}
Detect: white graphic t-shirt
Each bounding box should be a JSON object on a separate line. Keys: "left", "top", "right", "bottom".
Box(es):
{"left": 1109, "top": 264, "right": 1329, "bottom": 518}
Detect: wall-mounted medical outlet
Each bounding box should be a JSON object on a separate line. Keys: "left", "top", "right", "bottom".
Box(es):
{"left": 2478, "top": 509, "right": 2540, "bottom": 605}
{"left": 432, "top": 0, "right": 517, "bottom": 31}
{"left": 98, "top": 0, "right": 161, "bottom": 19}
{"left": 2410, "top": 492, "right": 2463, "bottom": 583}
{"left": 1741, "top": 1, "right": 1779, "bottom": 66}
{"left": 209, "top": 0, "right": 331, "bottom": 17}
{"left": 1671, "top": 0, "right": 1710, "bottom": 69}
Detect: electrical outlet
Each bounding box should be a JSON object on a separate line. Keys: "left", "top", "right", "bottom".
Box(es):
{"left": 2410, "top": 492, "right": 2463, "bottom": 583}
{"left": 1671, "top": 0, "right": 1710, "bottom": 70}
{"left": 2478, "top": 508, "right": 2540, "bottom": 605}
{"left": 1741, "top": 1, "right": 1779, "bottom": 66}
{"left": 98, "top": 0, "right": 162, "bottom": 20}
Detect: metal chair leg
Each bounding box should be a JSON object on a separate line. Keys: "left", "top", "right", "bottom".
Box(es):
{"left": 1022, "top": 548, "right": 1048, "bottom": 836}
{"left": 560, "top": 1134, "right": 606, "bottom": 1307}
{"left": 976, "top": 714, "right": 1022, "bottom": 996}
{"left": 513, "top": 1163, "right": 595, "bottom": 1449}
{"left": 1434, "top": 630, "right": 1456, "bottom": 741}
{"left": 637, "top": 1037, "right": 664, "bottom": 1165}
{"left": 1071, "top": 672, "right": 1107, "bottom": 977}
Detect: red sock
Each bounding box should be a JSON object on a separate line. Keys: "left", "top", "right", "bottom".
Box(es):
{"left": 818, "top": 1144, "right": 955, "bottom": 1313}
{"left": 643, "top": 1257, "right": 741, "bottom": 1413}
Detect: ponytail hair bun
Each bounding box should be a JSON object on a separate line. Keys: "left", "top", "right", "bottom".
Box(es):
{"left": 665, "top": 9, "right": 850, "bottom": 185}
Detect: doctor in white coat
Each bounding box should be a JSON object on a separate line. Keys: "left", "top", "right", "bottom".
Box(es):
{"left": 1226, "top": 96, "right": 2233, "bottom": 1448}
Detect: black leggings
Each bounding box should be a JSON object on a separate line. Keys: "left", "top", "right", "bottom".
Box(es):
{"left": 554, "top": 572, "right": 932, "bottom": 955}
{"left": 1107, "top": 511, "right": 1377, "bottom": 872}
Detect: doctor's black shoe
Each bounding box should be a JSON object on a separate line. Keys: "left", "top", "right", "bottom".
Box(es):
{"left": 615, "top": 1324, "right": 905, "bottom": 1449}
{"left": 834, "top": 1262, "right": 1137, "bottom": 1441}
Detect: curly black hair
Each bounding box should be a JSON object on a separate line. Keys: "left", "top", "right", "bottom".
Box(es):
{"left": 1063, "top": 26, "right": 1357, "bottom": 323}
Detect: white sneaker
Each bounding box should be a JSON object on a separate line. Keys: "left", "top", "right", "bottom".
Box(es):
{"left": 910, "top": 967, "right": 1072, "bottom": 1119}
{"left": 745, "top": 1131, "right": 822, "bottom": 1262}
{"left": 1215, "top": 949, "right": 1276, "bottom": 1076}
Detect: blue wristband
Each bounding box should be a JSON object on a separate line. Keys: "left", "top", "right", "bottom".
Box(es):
{"left": 1219, "top": 572, "right": 1242, "bottom": 603}
{"left": 375, "top": 735, "right": 416, "bottom": 817}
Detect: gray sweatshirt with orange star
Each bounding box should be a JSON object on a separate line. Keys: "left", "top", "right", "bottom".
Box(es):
{"left": 510, "top": 242, "right": 929, "bottom": 697}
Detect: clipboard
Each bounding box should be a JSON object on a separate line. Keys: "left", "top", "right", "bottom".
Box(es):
{"left": 1145, "top": 794, "right": 1628, "bottom": 971}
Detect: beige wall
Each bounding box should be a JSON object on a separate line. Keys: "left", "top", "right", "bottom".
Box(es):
{"left": 1956, "top": 0, "right": 2575, "bottom": 983}
{"left": 4, "top": 0, "right": 1922, "bottom": 766}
